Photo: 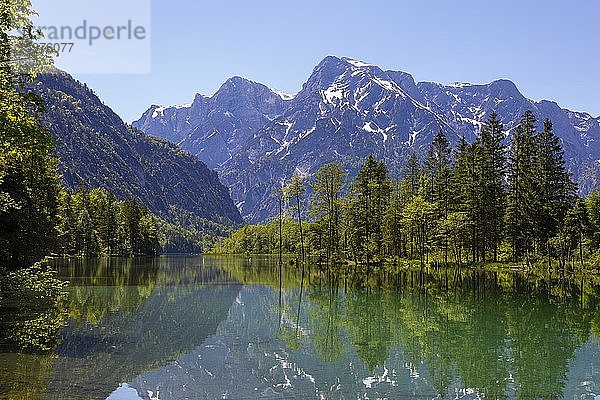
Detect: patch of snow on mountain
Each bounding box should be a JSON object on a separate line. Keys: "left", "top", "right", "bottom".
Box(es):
{"left": 283, "top": 120, "right": 294, "bottom": 136}
{"left": 363, "top": 122, "right": 389, "bottom": 142}
{"left": 343, "top": 57, "right": 374, "bottom": 68}
{"left": 407, "top": 126, "right": 428, "bottom": 146}
{"left": 151, "top": 106, "right": 167, "bottom": 119}
{"left": 469, "top": 105, "right": 486, "bottom": 120}
{"left": 354, "top": 82, "right": 372, "bottom": 105}
{"left": 294, "top": 165, "right": 310, "bottom": 178}
{"left": 301, "top": 126, "right": 316, "bottom": 139}
{"left": 207, "top": 130, "right": 219, "bottom": 139}
{"left": 174, "top": 103, "right": 192, "bottom": 109}
{"left": 447, "top": 91, "right": 462, "bottom": 104}
{"left": 272, "top": 88, "right": 297, "bottom": 101}
{"left": 372, "top": 76, "right": 400, "bottom": 93}
{"left": 448, "top": 82, "right": 472, "bottom": 88}
{"left": 270, "top": 134, "right": 281, "bottom": 145}
{"left": 322, "top": 86, "right": 345, "bottom": 104}
{"left": 151, "top": 102, "right": 191, "bottom": 118}
{"left": 363, "top": 122, "right": 378, "bottom": 133}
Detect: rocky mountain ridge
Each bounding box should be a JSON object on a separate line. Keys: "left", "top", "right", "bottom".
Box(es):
{"left": 134, "top": 56, "right": 600, "bottom": 223}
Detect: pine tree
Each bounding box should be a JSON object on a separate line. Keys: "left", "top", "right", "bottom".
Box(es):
{"left": 535, "top": 119, "right": 576, "bottom": 259}
{"left": 139, "top": 211, "right": 159, "bottom": 255}
{"left": 562, "top": 199, "right": 591, "bottom": 267}
{"left": 452, "top": 137, "right": 484, "bottom": 263}
{"left": 586, "top": 190, "right": 600, "bottom": 249}
{"left": 401, "top": 152, "right": 421, "bottom": 201}
{"left": 424, "top": 130, "right": 453, "bottom": 262}
{"left": 424, "top": 130, "right": 452, "bottom": 207}
{"left": 351, "top": 155, "right": 391, "bottom": 267}
{"left": 383, "top": 180, "right": 403, "bottom": 258}
{"left": 103, "top": 190, "right": 119, "bottom": 254}
{"left": 399, "top": 152, "right": 422, "bottom": 259}
{"left": 478, "top": 112, "right": 507, "bottom": 261}
{"left": 506, "top": 111, "right": 538, "bottom": 263}
{"left": 402, "top": 195, "right": 435, "bottom": 268}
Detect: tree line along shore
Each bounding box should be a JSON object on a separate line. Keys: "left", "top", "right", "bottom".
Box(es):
{"left": 215, "top": 112, "right": 600, "bottom": 272}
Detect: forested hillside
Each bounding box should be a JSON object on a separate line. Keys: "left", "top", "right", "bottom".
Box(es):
{"left": 31, "top": 72, "right": 243, "bottom": 231}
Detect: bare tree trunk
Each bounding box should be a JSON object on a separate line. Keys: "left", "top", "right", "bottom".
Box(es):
{"left": 546, "top": 240, "right": 551, "bottom": 273}
{"left": 579, "top": 232, "right": 584, "bottom": 268}
{"left": 296, "top": 193, "right": 306, "bottom": 268}
{"left": 279, "top": 193, "right": 283, "bottom": 313}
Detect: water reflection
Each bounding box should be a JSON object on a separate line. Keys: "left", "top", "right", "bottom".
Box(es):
{"left": 1, "top": 257, "right": 600, "bottom": 399}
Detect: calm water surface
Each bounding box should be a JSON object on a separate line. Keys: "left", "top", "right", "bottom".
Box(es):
{"left": 1, "top": 256, "right": 600, "bottom": 399}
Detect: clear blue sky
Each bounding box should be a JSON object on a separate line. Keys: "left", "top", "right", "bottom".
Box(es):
{"left": 50, "top": 0, "right": 600, "bottom": 122}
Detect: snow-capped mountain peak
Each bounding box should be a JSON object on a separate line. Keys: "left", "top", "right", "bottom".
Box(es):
{"left": 134, "top": 56, "right": 600, "bottom": 223}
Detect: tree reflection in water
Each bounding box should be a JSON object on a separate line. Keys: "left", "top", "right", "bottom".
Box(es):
{"left": 226, "top": 260, "right": 600, "bottom": 399}
{"left": 1, "top": 257, "right": 599, "bottom": 399}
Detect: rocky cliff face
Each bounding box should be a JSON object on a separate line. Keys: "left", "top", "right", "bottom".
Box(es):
{"left": 134, "top": 76, "right": 290, "bottom": 170}
{"left": 135, "top": 56, "right": 600, "bottom": 223}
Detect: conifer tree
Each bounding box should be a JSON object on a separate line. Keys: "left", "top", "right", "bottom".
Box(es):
{"left": 478, "top": 112, "right": 507, "bottom": 261}
{"left": 401, "top": 152, "right": 421, "bottom": 201}
{"left": 452, "top": 137, "right": 484, "bottom": 263}
{"left": 586, "top": 190, "right": 600, "bottom": 249}
{"left": 383, "top": 180, "right": 403, "bottom": 258}
{"left": 424, "top": 130, "right": 452, "bottom": 207}
{"left": 56, "top": 189, "right": 76, "bottom": 254}
{"left": 399, "top": 152, "right": 422, "bottom": 259}
{"left": 424, "top": 130, "right": 453, "bottom": 261}
{"left": 563, "top": 199, "right": 591, "bottom": 267}
{"left": 535, "top": 119, "right": 576, "bottom": 257}
{"left": 506, "top": 111, "right": 538, "bottom": 263}
{"left": 352, "top": 155, "right": 391, "bottom": 267}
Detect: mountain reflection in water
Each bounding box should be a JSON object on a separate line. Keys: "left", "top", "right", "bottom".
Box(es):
{"left": 1, "top": 256, "right": 600, "bottom": 400}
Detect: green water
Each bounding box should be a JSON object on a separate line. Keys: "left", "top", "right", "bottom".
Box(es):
{"left": 1, "top": 256, "right": 600, "bottom": 399}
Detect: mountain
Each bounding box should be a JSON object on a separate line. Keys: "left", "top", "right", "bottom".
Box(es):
{"left": 134, "top": 76, "right": 290, "bottom": 170}
{"left": 31, "top": 71, "right": 244, "bottom": 227}
{"left": 134, "top": 56, "right": 600, "bottom": 223}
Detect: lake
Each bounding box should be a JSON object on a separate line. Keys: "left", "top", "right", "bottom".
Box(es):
{"left": 1, "top": 256, "right": 600, "bottom": 399}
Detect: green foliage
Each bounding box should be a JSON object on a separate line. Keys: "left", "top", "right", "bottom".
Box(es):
{"left": 0, "top": 0, "right": 61, "bottom": 270}
{"left": 506, "top": 112, "right": 577, "bottom": 265}
{"left": 213, "top": 219, "right": 302, "bottom": 255}
{"left": 401, "top": 195, "right": 436, "bottom": 267}
{"left": 218, "top": 111, "right": 600, "bottom": 270}
{"left": 284, "top": 174, "right": 308, "bottom": 266}
{"left": 586, "top": 189, "right": 600, "bottom": 256}
{"left": 309, "top": 163, "right": 346, "bottom": 261}
{"left": 55, "top": 186, "right": 160, "bottom": 256}
{"left": 478, "top": 112, "right": 507, "bottom": 261}
{"left": 0, "top": 0, "right": 55, "bottom": 78}
{"left": 0, "top": 259, "right": 68, "bottom": 352}
{"left": 506, "top": 111, "right": 538, "bottom": 260}
{"left": 0, "top": 150, "right": 60, "bottom": 268}
{"left": 349, "top": 155, "right": 391, "bottom": 266}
